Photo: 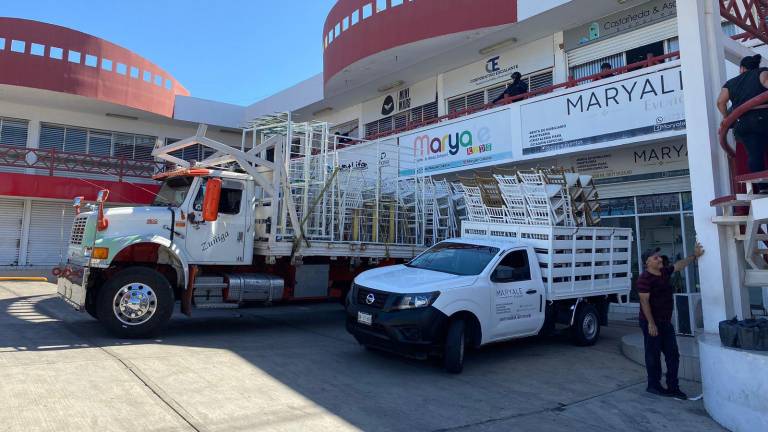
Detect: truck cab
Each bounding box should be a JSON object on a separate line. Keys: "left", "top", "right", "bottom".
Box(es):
{"left": 57, "top": 169, "right": 258, "bottom": 337}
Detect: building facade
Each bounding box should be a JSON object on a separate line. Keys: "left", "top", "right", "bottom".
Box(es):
{"left": 1, "top": 2, "right": 766, "bottom": 312}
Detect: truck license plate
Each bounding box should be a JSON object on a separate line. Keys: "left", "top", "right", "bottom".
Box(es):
{"left": 357, "top": 311, "right": 372, "bottom": 326}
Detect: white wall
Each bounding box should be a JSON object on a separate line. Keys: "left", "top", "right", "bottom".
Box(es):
{"left": 173, "top": 96, "right": 246, "bottom": 129}
{"left": 244, "top": 74, "right": 324, "bottom": 122}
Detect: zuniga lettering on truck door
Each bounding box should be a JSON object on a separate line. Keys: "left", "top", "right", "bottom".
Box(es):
{"left": 201, "top": 231, "right": 230, "bottom": 252}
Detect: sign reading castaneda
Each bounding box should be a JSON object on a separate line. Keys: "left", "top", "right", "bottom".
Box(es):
{"left": 520, "top": 65, "right": 685, "bottom": 156}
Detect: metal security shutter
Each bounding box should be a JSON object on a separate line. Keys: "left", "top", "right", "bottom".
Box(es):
{"left": 26, "top": 201, "right": 75, "bottom": 266}
{"left": 597, "top": 176, "right": 690, "bottom": 199}
{"left": 0, "top": 199, "right": 24, "bottom": 265}
{"left": 567, "top": 19, "right": 678, "bottom": 67}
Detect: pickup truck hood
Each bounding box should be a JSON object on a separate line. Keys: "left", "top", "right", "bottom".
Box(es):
{"left": 355, "top": 264, "right": 477, "bottom": 294}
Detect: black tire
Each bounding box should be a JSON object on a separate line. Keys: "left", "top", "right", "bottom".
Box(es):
{"left": 571, "top": 303, "right": 600, "bottom": 346}
{"left": 96, "top": 267, "right": 174, "bottom": 338}
{"left": 444, "top": 319, "right": 466, "bottom": 374}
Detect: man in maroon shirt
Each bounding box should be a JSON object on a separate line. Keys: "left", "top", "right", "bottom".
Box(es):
{"left": 637, "top": 243, "right": 704, "bottom": 400}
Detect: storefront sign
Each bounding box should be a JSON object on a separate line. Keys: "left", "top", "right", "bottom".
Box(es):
{"left": 398, "top": 109, "right": 513, "bottom": 176}
{"left": 519, "top": 65, "right": 685, "bottom": 156}
{"left": 362, "top": 77, "right": 437, "bottom": 124}
{"left": 516, "top": 141, "right": 689, "bottom": 183}
{"left": 563, "top": 0, "right": 677, "bottom": 51}
{"left": 442, "top": 36, "right": 554, "bottom": 98}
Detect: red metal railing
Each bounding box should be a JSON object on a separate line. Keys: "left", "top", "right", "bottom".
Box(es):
{"left": 0, "top": 145, "right": 163, "bottom": 181}
{"left": 720, "top": 0, "right": 768, "bottom": 45}
{"left": 358, "top": 51, "right": 681, "bottom": 145}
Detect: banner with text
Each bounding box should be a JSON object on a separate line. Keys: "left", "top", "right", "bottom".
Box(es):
{"left": 398, "top": 109, "right": 513, "bottom": 176}
{"left": 519, "top": 65, "right": 685, "bottom": 156}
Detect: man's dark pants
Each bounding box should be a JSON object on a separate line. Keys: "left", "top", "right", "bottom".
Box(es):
{"left": 640, "top": 320, "right": 680, "bottom": 390}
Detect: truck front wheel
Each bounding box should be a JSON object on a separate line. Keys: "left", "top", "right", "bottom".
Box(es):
{"left": 444, "top": 319, "right": 466, "bottom": 374}
{"left": 571, "top": 303, "right": 600, "bottom": 346}
{"left": 96, "top": 267, "right": 174, "bottom": 338}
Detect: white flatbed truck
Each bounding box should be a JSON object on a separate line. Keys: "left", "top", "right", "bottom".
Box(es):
{"left": 346, "top": 221, "right": 633, "bottom": 373}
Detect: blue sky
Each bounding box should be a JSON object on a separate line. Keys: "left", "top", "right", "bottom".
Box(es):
{"left": 2, "top": 0, "right": 337, "bottom": 105}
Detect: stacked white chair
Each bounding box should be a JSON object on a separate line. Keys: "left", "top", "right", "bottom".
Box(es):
{"left": 493, "top": 174, "right": 530, "bottom": 224}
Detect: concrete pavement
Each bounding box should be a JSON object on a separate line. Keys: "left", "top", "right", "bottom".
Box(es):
{"left": 0, "top": 281, "right": 724, "bottom": 432}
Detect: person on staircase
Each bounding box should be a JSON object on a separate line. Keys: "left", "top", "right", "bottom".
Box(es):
{"left": 717, "top": 54, "right": 768, "bottom": 190}
{"left": 638, "top": 243, "right": 705, "bottom": 400}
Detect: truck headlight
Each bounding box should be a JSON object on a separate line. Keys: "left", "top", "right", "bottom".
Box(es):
{"left": 391, "top": 292, "right": 440, "bottom": 310}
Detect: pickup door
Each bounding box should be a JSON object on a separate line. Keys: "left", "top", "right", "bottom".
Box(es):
{"left": 489, "top": 248, "right": 544, "bottom": 339}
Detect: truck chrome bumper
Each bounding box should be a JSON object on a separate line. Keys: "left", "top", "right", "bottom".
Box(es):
{"left": 57, "top": 264, "right": 89, "bottom": 311}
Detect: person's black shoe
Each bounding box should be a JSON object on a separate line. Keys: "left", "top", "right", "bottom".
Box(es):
{"left": 646, "top": 385, "right": 670, "bottom": 397}
{"left": 666, "top": 387, "right": 688, "bottom": 400}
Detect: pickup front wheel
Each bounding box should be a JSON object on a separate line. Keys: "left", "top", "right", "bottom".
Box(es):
{"left": 444, "top": 319, "right": 466, "bottom": 374}
{"left": 96, "top": 267, "right": 174, "bottom": 338}
{"left": 571, "top": 303, "right": 600, "bottom": 346}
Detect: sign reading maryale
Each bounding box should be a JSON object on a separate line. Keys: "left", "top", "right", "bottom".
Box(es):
{"left": 398, "top": 109, "right": 513, "bottom": 176}
{"left": 520, "top": 65, "right": 685, "bottom": 156}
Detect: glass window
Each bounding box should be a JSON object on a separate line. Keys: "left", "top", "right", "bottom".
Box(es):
{"left": 681, "top": 192, "right": 693, "bottom": 211}
{"left": 493, "top": 250, "right": 531, "bottom": 283}
{"left": 68, "top": 50, "right": 81, "bottom": 63}
{"left": 0, "top": 118, "right": 29, "bottom": 147}
{"left": 85, "top": 54, "right": 98, "bottom": 67}
{"left": 165, "top": 79, "right": 172, "bottom": 90}
{"left": 116, "top": 63, "right": 127, "bottom": 75}
{"left": 155, "top": 75, "right": 163, "bottom": 86}
{"left": 683, "top": 214, "right": 700, "bottom": 293}
{"left": 392, "top": 0, "right": 404, "bottom": 6}
{"left": 88, "top": 131, "right": 112, "bottom": 156}
{"left": 639, "top": 215, "right": 686, "bottom": 294}
{"left": 351, "top": 10, "right": 360, "bottom": 25}
{"left": 102, "top": 58, "right": 113, "bottom": 71}
{"left": 599, "top": 197, "right": 635, "bottom": 217}
{"left": 342, "top": 16, "right": 349, "bottom": 31}
{"left": 406, "top": 242, "right": 500, "bottom": 276}
{"left": 30, "top": 43, "right": 45, "bottom": 56}
{"left": 362, "top": 3, "right": 373, "bottom": 18}
{"left": 11, "top": 40, "right": 26, "bottom": 53}
{"left": 636, "top": 193, "right": 680, "bottom": 214}
{"left": 49, "top": 46, "right": 63, "bottom": 60}
{"left": 130, "top": 66, "right": 139, "bottom": 78}
{"left": 334, "top": 23, "right": 341, "bottom": 37}
{"left": 376, "top": 0, "right": 387, "bottom": 12}
{"left": 0, "top": 38, "right": 5, "bottom": 50}
{"left": 153, "top": 176, "right": 194, "bottom": 207}
{"left": 193, "top": 179, "right": 243, "bottom": 215}
{"left": 64, "top": 128, "right": 87, "bottom": 153}
{"left": 143, "top": 71, "right": 152, "bottom": 82}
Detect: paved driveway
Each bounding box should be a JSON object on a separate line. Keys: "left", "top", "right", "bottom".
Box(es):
{"left": 0, "top": 281, "right": 723, "bottom": 432}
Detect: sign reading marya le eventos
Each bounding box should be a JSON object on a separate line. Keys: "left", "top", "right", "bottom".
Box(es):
{"left": 398, "top": 109, "right": 513, "bottom": 176}
{"left": 520, "top": 65, "right": 685, "bottom": 156}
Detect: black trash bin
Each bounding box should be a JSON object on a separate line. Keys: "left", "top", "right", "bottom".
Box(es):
{"left": 738, "top": 319, "right": 768, "bottom": 351}
{"left": 719, "top": 318, "right": 740, "bottom": 348}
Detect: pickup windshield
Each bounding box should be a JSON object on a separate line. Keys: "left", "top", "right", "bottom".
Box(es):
{"left": 152, "top": 176, "right": 194, "bottom": 207}
{"left": 406, "top": 242, "right": 500, "bottom": 276}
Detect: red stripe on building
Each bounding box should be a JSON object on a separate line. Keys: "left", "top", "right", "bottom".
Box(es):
{"left": 0, "top": 173, "right": 160, "bottom": 204}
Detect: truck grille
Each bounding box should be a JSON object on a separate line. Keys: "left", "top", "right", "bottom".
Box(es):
{"left": 70, "top": 216, "right": 87, "bottom": 245}
{"left": 356, "top": 285, "right": 389, "bottom": 309}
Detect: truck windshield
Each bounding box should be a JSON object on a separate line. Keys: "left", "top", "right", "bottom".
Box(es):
{"left": 152, "top": 176, "right": 194, "bottom": 207}
{"left": 406, "top": 243, "right": 500, "bottom": 276}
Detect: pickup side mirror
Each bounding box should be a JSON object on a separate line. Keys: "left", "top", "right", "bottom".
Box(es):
{"left": 202, "top": 178, "right": 222, "bottom": 222}
{"left": 492, "top": 267, "right": 516, "bottom": 283}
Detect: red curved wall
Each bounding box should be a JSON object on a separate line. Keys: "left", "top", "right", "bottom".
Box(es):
{"left": 0, "top": 18, "right": 189, "bottom": 117}
{"left": 323, "top": 0, "right": 518, "bottom": 84}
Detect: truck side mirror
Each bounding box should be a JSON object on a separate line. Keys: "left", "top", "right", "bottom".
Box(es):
{"left": 202, "top": 178, "right": 222, "bottom": 222}
{"left": 492, "top": 267, "right": 515, "bottom": 283}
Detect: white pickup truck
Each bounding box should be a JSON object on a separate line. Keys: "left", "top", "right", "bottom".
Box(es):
{"left": 346, "top": 221, "right": 633, "bottom": 373}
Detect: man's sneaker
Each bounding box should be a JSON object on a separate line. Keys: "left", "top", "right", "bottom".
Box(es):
{"left": 666, "top": 387, "right": 688, "bottom": 400}
{"left": 646, "top": 385, "right": 670, "bottom": 397}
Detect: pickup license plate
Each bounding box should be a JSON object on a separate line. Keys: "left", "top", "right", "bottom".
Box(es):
{"left": 357, "top": 311, "right": 372, "bottom": 326}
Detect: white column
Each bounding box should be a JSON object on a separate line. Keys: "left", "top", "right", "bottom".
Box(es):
{"left": 436, "top": 73, "right": 446, "bottom": 117}
{"left": 552, "top": 32, "right": 568, "bottom": 84}
{"left": 677, "top": 0, "right": 742, "bottom": 332}
{"left": 26, "top": 119, "right": 40, "bottom": 149}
